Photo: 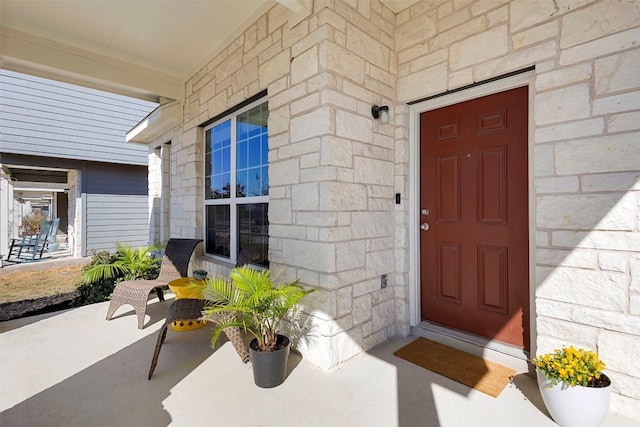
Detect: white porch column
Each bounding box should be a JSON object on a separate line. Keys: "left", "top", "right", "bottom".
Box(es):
{"left": 0, "top": 169, "right": 13, "bottom": 258}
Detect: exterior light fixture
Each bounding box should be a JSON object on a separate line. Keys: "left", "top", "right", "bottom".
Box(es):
{"left": 371, "top": 105, "right": 390, "bottom": 124}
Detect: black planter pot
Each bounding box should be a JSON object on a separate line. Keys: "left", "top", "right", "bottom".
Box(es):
{"left": 249, "top": 335, "right": 290, "bottom": 388}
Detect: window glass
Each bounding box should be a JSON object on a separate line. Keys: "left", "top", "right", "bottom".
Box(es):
{"left": 205, "top": 120, "right": 231, "bottom": 199}
{"left": 236, "top": 103, "right": 268, "bottom": 198}
{"left": 238, "top": 203, "right": 269, "bottom": 267}
{"left": 204, "top": 99, "right": 268, "bottom": 265}
{"left": 206, "top": 205, "right": 230, "bottom": 258}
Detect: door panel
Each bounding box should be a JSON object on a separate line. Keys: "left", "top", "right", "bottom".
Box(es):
{"left": 436, "top": 154, "right": 461, "bottom": 223}
{"left": 477, "top": 245, "right": 508, "bottom": 313}
{"left": 437, "top": 241, "right": 462, "bottom": 303}
{"left": 478, "top": 147, "right": 507, "bottom": 224}
{"left": 420, "top": 86, "right": 529, "bottom": 349}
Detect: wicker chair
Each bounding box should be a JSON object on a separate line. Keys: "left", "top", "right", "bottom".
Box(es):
{"left": 105, "top": 238, "right": 203, "bottom": 329}
{"left": 147, "top": 298, "right": 250, "bottom": 379}
{"left": 147, "top": 247, "right": 260, "bottom": 379}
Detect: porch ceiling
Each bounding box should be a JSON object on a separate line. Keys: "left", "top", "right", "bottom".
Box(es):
{"left": 6, "top": 167, "right": 67, "bottom": 184}
{"left": 0, "top": 0, "right": 277, "bottom": 102}
{"left": 0, "top": 0, "right": 420, "bottom": 103}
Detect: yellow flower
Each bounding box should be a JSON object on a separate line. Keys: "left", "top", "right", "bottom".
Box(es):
{"left": 535, "top": 346, "right": 606, "bottom": 388}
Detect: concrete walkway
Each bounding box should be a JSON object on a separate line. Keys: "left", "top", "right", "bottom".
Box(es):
{"left": 0, "top": 298, "right": 636, "bottom": 427}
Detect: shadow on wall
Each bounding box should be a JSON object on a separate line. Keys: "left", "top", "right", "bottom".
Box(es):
{"left": 534, "top": 175, "right": 640, "bottom": 321}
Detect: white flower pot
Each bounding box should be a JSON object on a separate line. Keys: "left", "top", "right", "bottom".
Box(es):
{"left": 537, "top": 370, "right": 611, "bottom": 427}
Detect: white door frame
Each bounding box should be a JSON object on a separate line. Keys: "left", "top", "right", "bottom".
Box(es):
{"left": 408, "top": 71, "right": 537, "bottom": 351}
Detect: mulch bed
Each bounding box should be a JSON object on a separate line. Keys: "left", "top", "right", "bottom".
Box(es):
{"left": 0, "top": 292, "right": 78, "bottom": 322}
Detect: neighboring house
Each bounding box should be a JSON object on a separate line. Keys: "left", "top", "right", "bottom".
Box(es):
{"left": 0, "top": 70, "right": 158, "bottom": 258}
{"left": 131, "top": 1, "right": 640, "bottom": 420}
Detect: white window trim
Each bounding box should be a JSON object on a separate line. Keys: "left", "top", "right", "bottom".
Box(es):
{"left": 203, "top": 97, "right": 268, "bottom": 265}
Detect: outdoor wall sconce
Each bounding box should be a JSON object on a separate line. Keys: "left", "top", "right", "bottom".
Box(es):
{"left": 371, "top": 105, "right": 390, "bottom": 124}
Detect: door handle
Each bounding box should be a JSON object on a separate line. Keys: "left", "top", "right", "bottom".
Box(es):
{"left": 420, "top": 223, "right": 430, "bottom": 231}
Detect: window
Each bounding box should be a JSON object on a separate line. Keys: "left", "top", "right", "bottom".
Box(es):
{"left": 204, "top": 99, "right": 269, "bottom": 266}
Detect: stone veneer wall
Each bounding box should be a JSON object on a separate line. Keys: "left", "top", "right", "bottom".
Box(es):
{"left": 172, "top": 1, "right": 401, "bottom": 370}
{"left": 150, "top": 0, "right": 639, "bottom": 419}
{"left": 277, "top": 1, "right": 400, "bottom": 366}
{"left": 395, "top": 0, "right": 639, "bottom": 419}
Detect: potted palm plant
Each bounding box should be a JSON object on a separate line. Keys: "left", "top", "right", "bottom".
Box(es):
{"left": 202, "top": 266, "right": 314, "bottom": 388}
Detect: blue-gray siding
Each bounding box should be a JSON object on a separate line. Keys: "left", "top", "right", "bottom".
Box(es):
{"left": 84, "top": 163, "right": 149, "bottom": 253}
{"left": 0, "top": 70, "right": 156, "bottom": 165}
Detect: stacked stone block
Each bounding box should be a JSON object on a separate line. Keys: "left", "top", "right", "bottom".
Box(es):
{"left": 155, "top": 1, "right": 399, "bottom": 369}
{"left": 147, "top": 0, "right": 639, "bottom": 419}
{"left": 395, "top": 0, "right": 639, "bottom": 418}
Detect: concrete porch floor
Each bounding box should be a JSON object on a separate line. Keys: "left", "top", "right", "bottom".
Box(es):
{"left": 1, "top": 298, "right": 635, "bottom": 427}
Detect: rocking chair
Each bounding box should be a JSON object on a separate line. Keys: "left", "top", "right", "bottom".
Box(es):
{"left": 6, "top": 219, "right": 54, "bottom": 261}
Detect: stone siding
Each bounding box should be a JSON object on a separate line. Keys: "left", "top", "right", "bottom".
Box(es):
{"left": 165, "top": 1, "right": 401, "bottom": 370}
{"left": 393, "top": 0, "right": 640, "bottom": 419}
{"left": 147, "top": 0, "right": 640, "bottom": 419}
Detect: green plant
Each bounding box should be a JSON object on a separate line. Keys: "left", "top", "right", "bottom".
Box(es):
{"left": 80, "top": 242, "right": 163, "bottom": 284}
{"left": 74, "top": 250, "right": 121, "bottom": 306}
{"left": 21, "top": 213, "right": 45, "bottom": 236}
{"left": 75, "top": 244, "right": 163, "bottom": 305}
{"left": 534, "top": 346, "right": 607, "bottom": 388}
{"left": 202, "top": 266, "right": 314, "bottom": 352}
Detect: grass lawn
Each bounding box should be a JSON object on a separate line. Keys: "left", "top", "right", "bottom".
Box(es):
{"left": 0, "top": 265, "right": 85, "bottom": 303}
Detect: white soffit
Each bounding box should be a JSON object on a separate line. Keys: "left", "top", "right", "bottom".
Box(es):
{"left": 126, "top": 100, "right": 182, "bottom": 144}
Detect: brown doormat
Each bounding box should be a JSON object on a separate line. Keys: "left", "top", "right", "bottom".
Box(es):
{"left": 394, "top": 337, "right": 516, "bottom": 398}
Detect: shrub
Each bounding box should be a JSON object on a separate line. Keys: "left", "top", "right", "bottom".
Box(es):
{"left": 81, "top": 243, "right": 162, "bottom": 283}
{"left": 74, "top": 244, "right": 162, "bottom": 306}
{"left": 74, "top": 251, "right": 122, "bottom": 306}
{"left": 21, "top": 213, "right": 45, "bottom": 236}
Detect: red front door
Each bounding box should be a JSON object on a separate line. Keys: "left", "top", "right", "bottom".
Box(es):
{"left": 419, "top": 86, "right": 529, "bottom": 349}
